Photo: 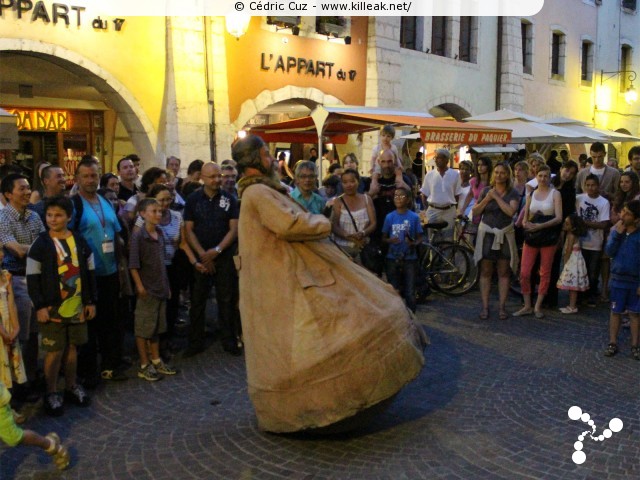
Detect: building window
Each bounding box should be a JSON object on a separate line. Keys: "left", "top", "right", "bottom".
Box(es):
{"left": 400, "top": 17, "right": 418, "bottom": 50}
{"left": 581, "top": 40, "right": 593, "bottom": 84}
{"left": 521, "top": 21, "right": 533, "bottom": 74}
{"left": 459, "top": 17, "right": 478, "bottom": 63}
{"left": 622, "top": 0, "right": 636, "bottom": 12}
{"left": 315, "top": 16, "right": 347, "bottom": 37}
{"left": 621, "top": 44, "right": 633, "bottom": 92}
{"left": 431, "top": 17, "right": 448, "bottom": 56}
{"left": 551, "top": 31, "right": 566, "bottom": 79}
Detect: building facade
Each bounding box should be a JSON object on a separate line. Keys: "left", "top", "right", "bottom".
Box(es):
{"left": 1, "top": 1, "right": 639, "bottom": 178}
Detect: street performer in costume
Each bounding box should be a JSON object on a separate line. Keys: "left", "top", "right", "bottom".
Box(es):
{"left": 232, "top": 135, "right": 427, "bottom": 433}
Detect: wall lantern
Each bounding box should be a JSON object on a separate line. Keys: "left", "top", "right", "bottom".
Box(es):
{"left": 226, "top": 13, "right": 251, "bottom": 39}
{"left": 600, "top": 69, "right": 638, "bottom": 105}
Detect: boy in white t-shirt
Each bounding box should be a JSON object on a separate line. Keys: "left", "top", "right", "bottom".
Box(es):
{"left": 576, "top": 174, "right": 611, "bottom": 306}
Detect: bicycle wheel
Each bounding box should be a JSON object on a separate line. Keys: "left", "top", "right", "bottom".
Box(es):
{"left": 428, "top": 244, "right": 472, "bottom": 296}
{"left": 431, "top": 242, "right": 477, "bottom": 294}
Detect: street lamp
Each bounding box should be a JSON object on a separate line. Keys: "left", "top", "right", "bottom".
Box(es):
{"left": 600, "top": 69, "right": 638, "bottom": 105}
{"left": 226, "top": 13, "right": 250, "bottom": 39}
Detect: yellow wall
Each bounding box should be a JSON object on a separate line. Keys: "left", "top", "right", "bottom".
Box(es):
{"left": 0, "top": 8, "right": 165, "bottom": 137}
{"left": 224, "top": 17, "right": 368, "bottom": 122}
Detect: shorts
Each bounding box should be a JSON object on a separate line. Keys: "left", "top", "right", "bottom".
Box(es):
{"left": 134, "top": 296, "right": 167, "bottom": 339}
{"left": 0, "top": 404, "right": 24, "bottom": 447}
{"left": 40, "top": 321, "right": 88, "bottom": 352}
{"left": 610, "top": 286, "right": 640, "bottom": 314}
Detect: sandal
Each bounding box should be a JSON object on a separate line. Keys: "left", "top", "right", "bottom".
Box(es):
{"left": 604, "top": 343, "right": 618, "bottom": 357}
{"left": 45, "top": 432, "right": 70, "bottom": 470}
{"left": 559, "top": 306, "right": 578, "bottom": 314}
{"left": 479, "top": 309, "right": 489, "bottom": 320}
{"left": 512, "top": 307, "right": 533, "bottom": 317}
{"left": 12, "top": 409, "right": 26, "bottom": 425}
{"left": 631, "top": 346, "right": 640, "bottom": 361}
{"left": 534, "top": 310, "right": 545, "bottom": 319}
{"left": 499, "top": 311, "right": 509, "bottom": 320}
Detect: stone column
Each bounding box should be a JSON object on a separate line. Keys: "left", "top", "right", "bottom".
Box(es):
{"left": 161, "top": 17, "right": 211, "bottom": 168}
{"left": 363, "top": 16, "right": 403, "bottom": 173}
{"left": 498, "top": 17, "right": 524, "bottom": 112}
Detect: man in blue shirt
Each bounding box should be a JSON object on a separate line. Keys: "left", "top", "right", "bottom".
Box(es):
{"left": 70, "top": 158, "right": 126, "bottom": 385}
{"left": 184, "top": 162, "right": 241, "bottom": 357}
{"left": 290, "top": 161, "right": 326, "bottom": 215}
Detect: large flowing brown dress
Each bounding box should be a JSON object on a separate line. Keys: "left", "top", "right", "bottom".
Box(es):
{"left": 237, "top": 180, "right": 426, "bottom": 433}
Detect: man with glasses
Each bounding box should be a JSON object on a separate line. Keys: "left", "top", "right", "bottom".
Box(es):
{"left": 291, "top": 161, "right": 326, "bottom": 214}
{"left": 220, "top": 163, "right": 238, "bottom": 199}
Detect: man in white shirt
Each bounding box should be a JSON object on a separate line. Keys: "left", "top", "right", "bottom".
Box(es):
{"left": 576, "top": 174, "right": 611, "bottom": 307}
{"left": 420, "top": 149, "right": 461, "bottom": 240}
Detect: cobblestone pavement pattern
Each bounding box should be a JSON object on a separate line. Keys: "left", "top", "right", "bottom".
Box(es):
{"left": 2, "top": 291, "right": 639, "bottom": 479}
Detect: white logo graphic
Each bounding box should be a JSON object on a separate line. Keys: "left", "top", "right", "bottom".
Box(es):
{"left": 568, "top": 406, "right": 623, "bottom": 465}
{"left": 219, "top": 196, "right": 231, "bottom": 211}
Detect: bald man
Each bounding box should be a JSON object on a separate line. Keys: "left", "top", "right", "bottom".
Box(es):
{"left": 183, "top": 163, "right": 241, "bottom": 357}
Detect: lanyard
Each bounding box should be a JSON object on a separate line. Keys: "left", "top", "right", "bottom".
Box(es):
{"left": 88, "top": 198, "right": 107, "bottom": 233}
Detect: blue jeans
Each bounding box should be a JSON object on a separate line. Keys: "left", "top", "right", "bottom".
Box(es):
{"left": 385, "top": 258, "right": 417, "bottom": 312}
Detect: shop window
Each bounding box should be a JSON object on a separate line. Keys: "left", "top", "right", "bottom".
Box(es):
{"left": 431, "top": 17, "right": 450, "bottom": 57}
{"left": 581, "top": 40, "right": 593, "bottom": 84}
{"left": 622, "top": 0, "right": 636, "bottom": 12}
{"left": 550, "top": 31, "right": 566, "bottom": 79}
{"left": 521, "top": 21, "right": 533, "bottom": 75}
{"left": 459, "top": 17, "right": 478, "bottom": 63}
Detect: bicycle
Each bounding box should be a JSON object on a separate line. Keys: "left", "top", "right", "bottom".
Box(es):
{"left": 416, "top": 221, "right": 475, "bottom": 296}
{"left": 427, "top": 217, "right": 479, "bottom": 294}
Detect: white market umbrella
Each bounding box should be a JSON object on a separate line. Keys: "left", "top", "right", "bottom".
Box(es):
{"left": 543, "top": 117, "right": 640, "bottom": 142}
{"left": 464, "top": 109, "right": 598, "bottom": 144}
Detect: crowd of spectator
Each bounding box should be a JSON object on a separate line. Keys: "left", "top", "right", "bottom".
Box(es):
{"left": 1, "top": 138, "right": 640, "bottom": 461}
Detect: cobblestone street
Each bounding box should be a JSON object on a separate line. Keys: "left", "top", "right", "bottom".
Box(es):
{"left": 2, "top": 290, "right": 639, "bottom": 479}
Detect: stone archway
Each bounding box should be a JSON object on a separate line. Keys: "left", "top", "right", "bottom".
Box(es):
{"left": 425, "top": 97, "right": 473, "bottom": 121}
{"left": 233, "top": 86, "right": 343, "bottom": 130}
{"left": 0, "top": 39, "right": 156, "bottom": 164}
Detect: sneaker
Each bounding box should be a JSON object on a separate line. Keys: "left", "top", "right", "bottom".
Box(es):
{"left": 64, "top": 384, "right": 91, "bottom": 407}
{"left": 632, "top": 346, "right": 640, "bottom": 361}
{"left": 153, "top": 360, "right": 178, "bottom": 375}
{"left": 101, "top": 369, "right": 129, "bottom": 381}
{"left": 43, "top": 393, "right": 64, "bottom": 417}
{"left": 604, "top": 343, "right": 618, "bottom": 357}
{"left": 45, "top": 432, "right": 70, "bottom": 470}
{"left": 137, "top": 364, "right": 161, "bottom": 382}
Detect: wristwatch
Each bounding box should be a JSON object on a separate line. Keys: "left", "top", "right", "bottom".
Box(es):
{"left": 214, "top": 246, "right": 222, "bottom": 254}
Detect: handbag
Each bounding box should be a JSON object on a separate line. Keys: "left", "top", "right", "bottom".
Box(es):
{"left": 340, "top": 196, "right": 384, "bottom": 274}
{"left": 524, "top": 213, "right": 561, "bottom": 247}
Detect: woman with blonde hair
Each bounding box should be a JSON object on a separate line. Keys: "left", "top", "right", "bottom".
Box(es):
{"left": 472, "top": 163, "right": 520, "bottom": 319}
